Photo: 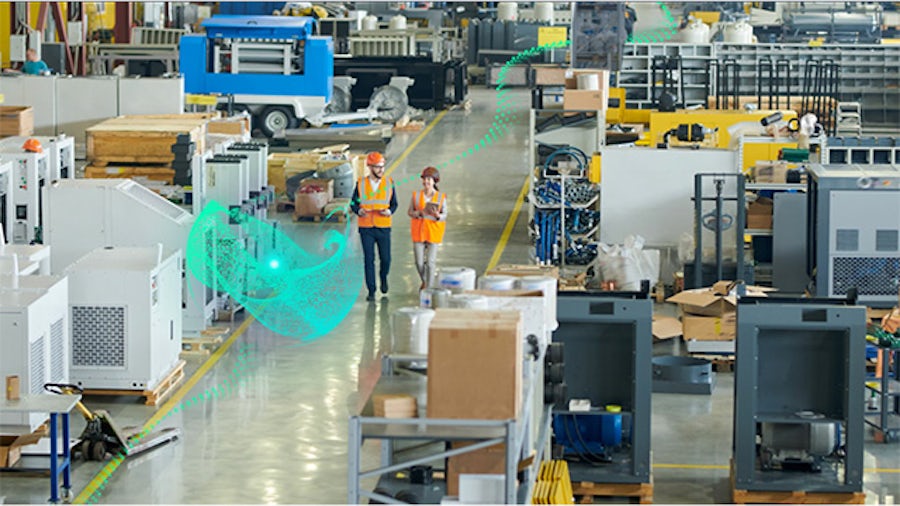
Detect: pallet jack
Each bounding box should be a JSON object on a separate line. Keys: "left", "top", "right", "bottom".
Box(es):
{"left": 43, "top": 383, "right": 181, "bottom": 461}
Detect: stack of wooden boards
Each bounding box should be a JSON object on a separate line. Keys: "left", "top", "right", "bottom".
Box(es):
{"left": 373, "top": 394, "right": 418, "bottom": 418}
{"left": 84, "top": 113, "right": 251, "bottom": 185}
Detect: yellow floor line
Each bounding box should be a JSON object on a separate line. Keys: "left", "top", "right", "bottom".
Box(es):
{"left": 385, "top": 109, "right": 449, "bottom": 180}
{"left": 485, "top": 175, "right": 530, "bottom": 272}
{"left": 74, "top": 316, "right": 256, "bottom": 504}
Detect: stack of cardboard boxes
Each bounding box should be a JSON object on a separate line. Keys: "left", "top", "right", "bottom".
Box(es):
{"left": 667, "top": 281, "right": 771, "bottom": 350}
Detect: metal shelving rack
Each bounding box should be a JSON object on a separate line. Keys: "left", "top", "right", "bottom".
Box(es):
{"left": 348, "top": 355, "right": 552, "bottom": 503}
{"left": 865, "top": 347, "right": 900, "bottom": 443}
{"left": 618, "top": 42, "right": 900, "bottom": 126}
{"left": 618, "top": 43, "right": 715, "bottom": 108}
{"left": 527, "top": 109, "right": 604, "bottom": 270}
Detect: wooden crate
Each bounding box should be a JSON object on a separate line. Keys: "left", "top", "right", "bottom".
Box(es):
{"left": 0, "top": 106, "right": 34, "bottom": 137}
{"left": 84, "top": 164, "right": 175, "bottom": 184}
{"left": 86, "top": 115, "right": 207, "bottom": 165}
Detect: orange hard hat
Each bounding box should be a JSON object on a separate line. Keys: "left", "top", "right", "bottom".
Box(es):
{"left": 366, "top": 152, "right": 385, "bottom": 166}
{"left": 22, "top": 138, "right": 42, "bottom": 153}
{"left": 421, "top": 166, "right": 440, "bottom": 182}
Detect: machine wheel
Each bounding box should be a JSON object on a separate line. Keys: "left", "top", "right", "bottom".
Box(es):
{"left": 91, "top": 440, "right": 107, "bottom": 461}
{"left": 79, "top": 440, "right": 92, "bottom": 461}
{"left": 61, "top": 487, "right": 74, "bottom": 503}
{"left": 257, "top": 106, "right": 296, "bottom": 137}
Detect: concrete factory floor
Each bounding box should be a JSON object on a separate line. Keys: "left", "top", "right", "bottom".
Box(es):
{"left": 1, "top": 88, "right": 899, "bottom": 504}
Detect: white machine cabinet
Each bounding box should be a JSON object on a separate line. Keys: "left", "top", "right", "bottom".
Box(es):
{"left": 0, "top": 275, "right": 69, "bottom": 433}
{"left": 43, "top": 179, "right": 216, "bottom": 336}
{"left": 0, "top": 139, "right": 50, "bottom": 245}
{"left": 7, "top": 135, "right": 76, "bottom": 180}
{"left": 66, "top": 246, "right": 182, "bottom": 390}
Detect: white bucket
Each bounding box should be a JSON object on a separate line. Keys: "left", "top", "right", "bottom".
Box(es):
{"left": 420, "top": 287, "right": 451, "bottom": 309}
{"left": 389, "top": 15, "right": 407, "bottom": 30}
{"left": 437, "top": 266, "right": 477, "bottom": 294}
{"left": 723, "top": 20, "right": 753, "bottom": 44}
{"left": 390, "top": 307, "right": 435, "bottom": 357}
{"left": 517, "top": 275, "right": 558, "bottom": 330}
{"left": 534, "top": 2, "right": 554, "bottom": 24}
{"left": 497, "top": 2, "right": 518, "bottom": 21}
{"left": 362, "top": 15, "right": 378, "bottom": 31}
{"left": 577, "top": 73, "right": 600, "bottom": 91}
{"left": 448, "top": 294, "right": 490, "bottom": 310}
{"left": 478, "top": 274, "right": 517, "bottom": 291}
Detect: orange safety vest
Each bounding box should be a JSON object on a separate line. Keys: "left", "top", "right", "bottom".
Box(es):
{"left": 357, "top": 177, "right": 393, "bottom": 228}
{"left": 410, "top": 190, "right": 446, "bottom": 243}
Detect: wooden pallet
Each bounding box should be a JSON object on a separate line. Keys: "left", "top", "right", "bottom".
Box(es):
{"left": 181, "top": 326, "right": 230, "bottom": 357}
{"left": 730, "top": 460, "right": 863, "bottom": 504}
{"left": 295, "top": 211, "right": 347, "bottom": 223}
{"left": 573, "top": 480, "right": 653, "bottom": 504}
{"left": 83, "top": 360, "right": 185, "bottom": 406}
{"left": 732, "top": 489, "right": 865, "bottom": 504}
{"left": 690, "top": 353, "right": 735, "bottom": 372}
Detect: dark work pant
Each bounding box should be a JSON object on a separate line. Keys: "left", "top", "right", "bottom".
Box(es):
{"left": 359, "top": 227, "right": 391, "bottom": 294}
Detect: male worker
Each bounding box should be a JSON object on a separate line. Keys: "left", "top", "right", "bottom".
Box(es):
{"left": 22, "top": 48, "right": 49, "bottom": 75}
{"left": 350, "top": 151, "right": 398, "bottom": 302}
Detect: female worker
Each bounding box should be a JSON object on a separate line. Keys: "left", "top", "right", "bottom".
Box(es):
{"left": 408, "top": 167, "right": 448, "bottom": 290}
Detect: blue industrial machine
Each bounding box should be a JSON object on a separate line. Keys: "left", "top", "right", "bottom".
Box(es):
{"left": 180, "top": 16, "right": 334, "bottom": 136}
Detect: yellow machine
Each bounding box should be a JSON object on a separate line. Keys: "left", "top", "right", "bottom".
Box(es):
{"left": 649, "top": 109, "right": 798, "bottom": 149}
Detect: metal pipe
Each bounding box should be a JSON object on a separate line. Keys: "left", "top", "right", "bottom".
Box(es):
{"left": 693, "top": 174, "right": 703, "bottom": 289}
{"left": 715, "top": 179, "right": 724, "bottom": 283}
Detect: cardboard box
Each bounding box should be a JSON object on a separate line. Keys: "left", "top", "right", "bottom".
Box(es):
{"left": 427, "top": 310, "right": 523, "bottom": 420}
{"left": 294, "top": 190, "right": 330, "bottom": 217}
{"left": 564, "top": 69, "right": 610, "bottom": 113}
{"left": 667, "top": 284, "right": 772, "bottom": 317}
{"left": 0, "top": 432, "right": 42, "bottom": 468}
{"left": 683, "top": 313, "right": 737, "bottom": 341}
{"left": 0, "top": 106, "right": 34, "bottom": 137}
{"left": 299, "top": 177, "right": 334, "bottom": 201}
{"left": 747, "top": 197, "right": 774, "bottom": 230}
{"left": 532, "top": 65, "right": 568, "bottom": 86}
{"left": 5, "top": 376, "right": 19, "bottom": 401}
{"left": 667, "top": 288, "right": 737, "bottom": 317}
{"left": 652, "top": 315, "right": 683, "bottom": 340}
{"left": 446, "top": 442, "right": 505, "bottom": 496}
{"left": 563, "top": 89, "right": 608, "bottom": 112}
{"left": 753, "top": 161, "right": 792, "bottom": 183}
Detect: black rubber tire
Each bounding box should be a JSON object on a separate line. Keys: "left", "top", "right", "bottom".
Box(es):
{"left": 91, "top": 440, "right": 107, "bottom": 461}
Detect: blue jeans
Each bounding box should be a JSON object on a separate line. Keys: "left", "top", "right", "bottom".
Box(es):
{"left": 359, "top": 227, "right": 391, "bottom": 294}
